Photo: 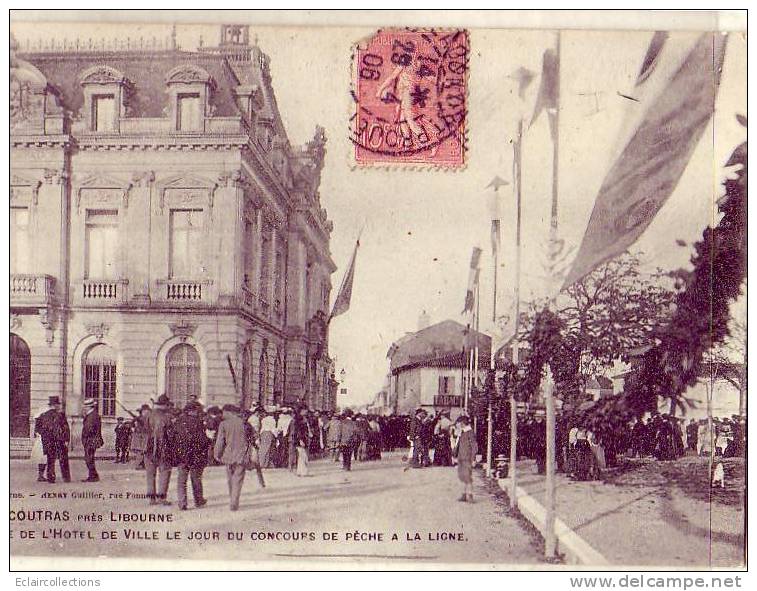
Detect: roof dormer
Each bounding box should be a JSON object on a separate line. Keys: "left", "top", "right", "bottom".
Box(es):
{"left": 80, "top": 65, "right": 130, "bottom": 133}
{"left": 165, "top": 65, "right": 214, "bottom": 133}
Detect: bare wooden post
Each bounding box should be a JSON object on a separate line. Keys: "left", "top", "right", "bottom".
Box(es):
{"left": 544, "top": 365, "right": 556, "bottom": 558}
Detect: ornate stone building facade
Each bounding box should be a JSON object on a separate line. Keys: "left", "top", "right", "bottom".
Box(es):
{"left": 10, "top": 25, "right": 338, "bottom": 455}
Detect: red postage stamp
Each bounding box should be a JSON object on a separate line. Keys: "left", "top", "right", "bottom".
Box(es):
{"left": 351, "top": 28, "right": 469, "bottom": 168}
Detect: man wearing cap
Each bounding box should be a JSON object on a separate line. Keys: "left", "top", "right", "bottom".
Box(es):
{"left": 34, "top": 396, "right": 71, "bottom": 483}
{"left": 173, "top": 402, "right": 210, "bottom": 510}
{"left": 214, "top": 404, "right": 248, "bottom": 511}
{"left": 81, "top": 398, "right": 104, "bottom": 482}
{"left": 144, "top": 394, "right": 175, "bottom": 505}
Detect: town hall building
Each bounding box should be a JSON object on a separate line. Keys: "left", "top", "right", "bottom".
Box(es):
{"left": 10, "top": 25, "right": 338, "bottom": 455}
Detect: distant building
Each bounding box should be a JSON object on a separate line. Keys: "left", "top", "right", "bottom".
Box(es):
{"left": 387, "top": 320, "right": 490, "bottom": 417}
{"left": 585, "top": 375, "right": 614, "bottom": 400}
{"left": 612, "top": 358, "right": 744, "bottom": 420}
{"left": 10, "top": 25, "right": 337, "bottom": 456}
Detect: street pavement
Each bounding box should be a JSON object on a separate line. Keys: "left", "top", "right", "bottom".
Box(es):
{"left": 11, "top": 452, "right": 543, "bottom": 568}
{"left": 512, "top": 456, "right": 745, "bottom": 568}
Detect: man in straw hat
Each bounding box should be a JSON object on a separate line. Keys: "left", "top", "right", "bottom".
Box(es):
{"left": 81, "top": 398, "right": 104, "bottom": 482}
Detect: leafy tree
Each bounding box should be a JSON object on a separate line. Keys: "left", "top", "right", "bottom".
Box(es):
{"left": 622, "top": 120, "right": 747, "bottom": 416}
{"left": 518, "top": 253, "right": 677, "bottom": 403}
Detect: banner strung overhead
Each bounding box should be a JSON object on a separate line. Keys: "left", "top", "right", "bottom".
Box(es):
{"left": 563, "top": 32, "right": 728, "bottom": 288}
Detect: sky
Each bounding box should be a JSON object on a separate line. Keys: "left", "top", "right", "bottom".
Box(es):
{"left": 11, "top": 18, "right": 747, "bottom": 406}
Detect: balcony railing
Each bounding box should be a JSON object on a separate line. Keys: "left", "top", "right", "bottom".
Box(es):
{"left": 81, "top": 279, "right": 127, "bottom": 304}
{"left": 433, "top": 395, "right": 463, "bottom": 408}
{"left": 10, "top": 274, "right": 55, "bottom": 306}
{"left": 163, "top": 280, "right": 208, "bottom": 302}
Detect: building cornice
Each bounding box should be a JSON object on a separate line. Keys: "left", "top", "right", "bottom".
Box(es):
{"left": 11, "top": 134, "right": 72, "bottom": 148}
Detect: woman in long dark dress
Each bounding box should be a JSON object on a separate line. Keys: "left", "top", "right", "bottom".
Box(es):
{"left": 573, "top": 428, "right": 595, "bottom": 481}
{"left": 433, "top": 412, "right": 453, "bottom": 466}
{"left": 454, "top": 415, "right": 477, "bottom": 502}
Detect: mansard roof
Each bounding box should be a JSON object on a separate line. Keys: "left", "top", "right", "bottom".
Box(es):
{"left": 20, "top": 49, "right": 242, "bottom": 119}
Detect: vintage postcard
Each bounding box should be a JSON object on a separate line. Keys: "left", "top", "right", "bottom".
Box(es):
{"left": 8, "top": 10, "right": 747, "bottom": 571}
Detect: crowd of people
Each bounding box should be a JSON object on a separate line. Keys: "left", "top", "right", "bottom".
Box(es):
{"left": 34, "top": 391, "right": 742, "bottom": 507}
{"left": 501, "top": 410, "right": 747, "bottom": 482}
{"left": 30, "top": 394, "right": 429, "bottom": 510}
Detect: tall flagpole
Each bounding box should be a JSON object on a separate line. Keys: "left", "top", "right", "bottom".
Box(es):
{"left": 486, "top": 205, "right": 502, "bottom": 478}
{"left": 509, "top": 117, "right": 523, "bottom": 509}
{"left": 544, "top": 30, "right": 561, "bottom": 561}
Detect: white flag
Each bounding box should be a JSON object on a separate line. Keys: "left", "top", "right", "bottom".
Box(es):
{"left": 564, "top": 32, "right": 727, "bottom": 287}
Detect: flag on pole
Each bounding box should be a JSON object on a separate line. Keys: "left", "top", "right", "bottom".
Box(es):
{"left": 563, "top": 32, "right": 727, "bottom": 288}
{"left": 486, "top": 176, "right": 509, "bottom": 257}
{"left": 462, "top": 247, "right": 482, "bottom": 314}
{"left": 530, "top": 47, "right": 560, "bottom": 141}
{"left": 330, "top": 238, "right": 360, "bottom": 319}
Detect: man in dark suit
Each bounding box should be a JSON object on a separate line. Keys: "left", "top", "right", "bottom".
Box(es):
{"left": 34, "top": 396, "right": 71, "bottom": 483}
{"left": 81, "top": 398, "right": 104, "bottom": 482}
{"left": 173, "top": 401, "right": 210, "bottom": 510}
{"left": 144, "top": 394, "right": 175, "bottom": 505}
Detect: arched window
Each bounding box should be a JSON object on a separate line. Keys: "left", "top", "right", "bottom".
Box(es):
{"left": 241, "top": 343, "right": 254, "bottom": 409}
{"left": 258, "top": 349, "right": 268, "bottom": 406}
{"left": 84, "top": 344, "right": 117, "bottom": 417}
{"left": 10, "top": 334, "right": 31, "bottom": 438}
{"left": 166, "top": 344, "right": 200, "bottom": 409}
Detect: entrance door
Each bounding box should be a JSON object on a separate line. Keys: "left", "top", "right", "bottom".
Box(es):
{"left": 10, "top": 334, "right": 31, "bottom": 438}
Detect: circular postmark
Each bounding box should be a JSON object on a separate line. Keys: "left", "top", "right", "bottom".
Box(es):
{"left": 350, "top": 28, "right": 469, "bottom": 165}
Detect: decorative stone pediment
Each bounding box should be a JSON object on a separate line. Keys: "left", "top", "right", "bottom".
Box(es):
{"left": 165, "top": 65, "right": 213, "bottom": 86}
{"left": 75, "top": 173, "right": 132, "bottom": 212}
{"left": 157, "top": 173, "right": 218, "bottom": 213}
{"left": 10, "top": 172, "right": 43, "bottom": 206}
{"left": 80, "top": 65, "right": 127, "bottom": 86}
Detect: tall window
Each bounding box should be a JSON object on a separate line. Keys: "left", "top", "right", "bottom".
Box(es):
{"left": 85, "top": 210, "right": 119, "bottom": 279}
{"left": 92, "top": 94, "right": 116, "bottom": 132}
{"left": 438, "top": 376, "right": 455, "bottom": 395}
{"left": 10, "top": 207, "right": 29, "bottom": 274}
{"left": 260, "top": 232, "right": 271, "bottom": 301}
{"left": 274, "top": 249, "right": 284, "bottom": 309}
{"left": 273, "top": 350, "right": 283, "bottom": 405}
{"left": 243, "top": 220, "right": 255, "bottom": 288}
{"left": 258, "top": 349, "right": 268, "bottom": 405}
{"left": 241, "top": 344, "right": 254, "bottom": 409}
{"left": 84, "top": 344, "right": 117, "bottom": 417}
{"left": 166, "top": 344, "right": 200, "bottom": 409}
{"left": 177, "top": 93, "right": 202, "bottom": 131}
{"left": 169, "top": 209, "right": 203, "bottom": 278}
